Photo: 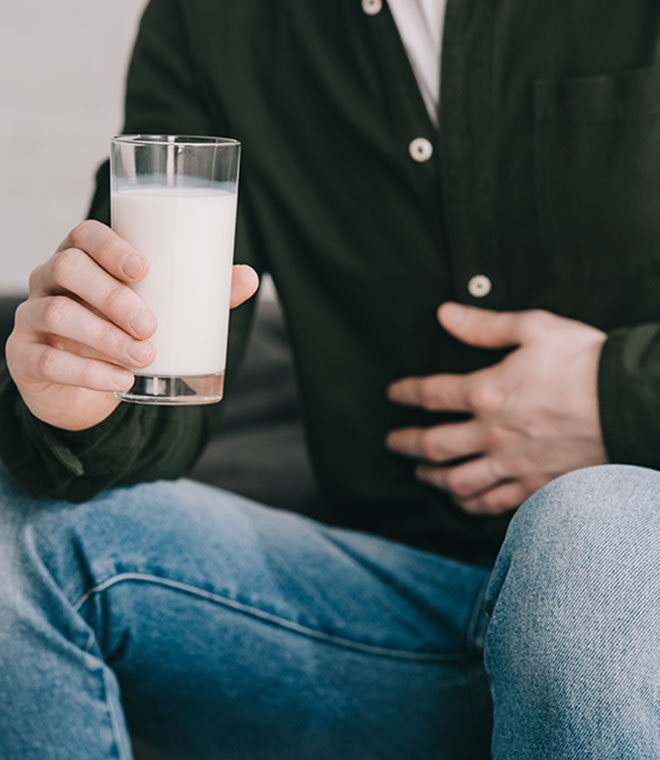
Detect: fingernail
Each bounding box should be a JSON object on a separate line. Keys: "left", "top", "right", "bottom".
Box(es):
{"left": 123, "top": 254, "right": 145, "bottom": 279}
{"left": 130, "top": 309, "right": 156, "bottom": 336}
{"left": 113, "top": 369, "right": 133, "bottom": 389}
{"left": 128, "top": 340, "right": 152, "bottom": 363}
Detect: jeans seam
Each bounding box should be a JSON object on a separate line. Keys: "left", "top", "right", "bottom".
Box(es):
{"left": 465, "top": 571, "right": 491, "bottom": 654}
{"left": 101, "top": 666, "right": 129, "bottom": 760}
{"left": 83, "top": 628, "right": 97, "bottom": 655}
{"left": 73, "top": 571, "right": 471, "bottom": 664}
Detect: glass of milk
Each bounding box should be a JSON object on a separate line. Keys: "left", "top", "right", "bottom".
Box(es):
{"left": 110, "top": 135, "right": 240, "bottom": 405}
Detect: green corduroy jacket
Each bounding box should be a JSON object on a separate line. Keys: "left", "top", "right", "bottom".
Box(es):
{"left": 3, "top": 0, "right": 660, "bottom": 562}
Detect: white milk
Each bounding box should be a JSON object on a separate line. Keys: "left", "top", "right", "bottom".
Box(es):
{"left": 112, "top": 184, "right": 237, "bottom": 376}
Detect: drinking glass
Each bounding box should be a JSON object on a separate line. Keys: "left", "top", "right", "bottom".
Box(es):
{"left": 111, "top": 134, "right": 241, "bottom": 405}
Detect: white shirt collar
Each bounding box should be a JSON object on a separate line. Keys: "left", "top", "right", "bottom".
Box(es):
{"left": 387, "top": 0, "right": 447, "bottom": 127}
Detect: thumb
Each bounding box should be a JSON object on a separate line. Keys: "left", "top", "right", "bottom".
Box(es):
{"left": 437, "top": 302, "right": 526, "bottom": 349}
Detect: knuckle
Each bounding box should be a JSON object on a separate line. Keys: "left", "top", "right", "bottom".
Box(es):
{"left": 445, "top": 469, "right": 466, "bottom": 496}
{"left": 465, "top": 384, "right": 484, "bottom": 412}
{"left": 419, "top": 431, "right": 439, "bottom": 460}
{"left": 13, "top": 300, "right": 30, "bottom": 329}
{"left": 28, "top": 265, "right": 42, "bottom": 293}
{"left": 98, "top": 320, "right": 122, "bottom": 355}
{"left": 69, "top": 219, "right": 98, "bottom": 248}
{"left": 36, "top": 347, "right": 59, "bottom": 380}
{"left": 487, "top": 456, "right": 506, "bottom": 483}
{"left": 480, "top": 490, "right": 508, "bottom": 514}
{"left": 5, "top": 334, "right": 27, "bottom": 379}
{"left": 523, "top": 476, "right": 547, "bottom": 496}
{"left": 483, "top": 425, "right": 509, "bottom": 450}
{"left": 480, "top": 496, "right": 502, "bottom": 514}
{"left": 78, "top": 362, "right": 100, "bottom": 389}
{"left": 467, "top": 383, "right": 504, "bottom": 415}
{"left": 51, "top": 248, "right": 83, "bottom": 286}
{"left": 42, "top": 296, "right": 71, "bottom": 332}
{"left": 419, "top": 380, "right": 438, "bottom": 410}
{"left": 523, "top": 308, "right": 552, "bottom": 335}
{"left": 67, "top": 225, "right": 84, "bottom": 251}
{"left": 5, "top": 332, "right": 19, "bottom": 363}
{"left": 102, "top": 283, "right": 130, "bottom": 315}
{"left": 528, "top": 308, "right": 551, "bottom": 321}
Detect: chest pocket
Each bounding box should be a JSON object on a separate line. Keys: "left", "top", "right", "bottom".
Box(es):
{"left": 534, "top": 65, "right": 660, "bottom": 281}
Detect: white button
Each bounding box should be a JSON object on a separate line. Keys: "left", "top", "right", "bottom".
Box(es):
{"left": 468, "top": 274, "right": 492, "bottom": 298}
{"left": 362, "top": 0, "right": 382, "bottom": 15}
{"left": 409, "top": 137, "right": 433, "bottom": 163}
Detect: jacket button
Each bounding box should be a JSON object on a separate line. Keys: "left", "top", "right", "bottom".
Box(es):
{"left": 409, "top": 137, "right": 433, "bottom": 162}
{"left": 468, "top": 274, "right": 492, "bottom": 298}
{"left": 362, "top": 0, "right": 382, "bottom": 15}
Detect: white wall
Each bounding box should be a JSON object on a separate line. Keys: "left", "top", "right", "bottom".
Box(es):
{"left": 0, "top": 1, "right": 149, "bottom": 293}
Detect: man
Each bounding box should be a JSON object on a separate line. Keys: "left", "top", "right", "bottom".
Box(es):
{"left": 1, "top": 1, "right": 660, "bottom": 757}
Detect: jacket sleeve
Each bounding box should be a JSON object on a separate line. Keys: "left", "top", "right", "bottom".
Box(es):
{"left": 0, "top": 0, "right": 260, "bottom": 502}
{"left": 598, "top": 324, "right": 660, "bottom": 469}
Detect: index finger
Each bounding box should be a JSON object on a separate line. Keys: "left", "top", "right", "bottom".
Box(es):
{"left": 387, "top": 373, "right": 473, "bottom": 412}
{"left": 57, "top": 220, "right": 148, "bottom": 282}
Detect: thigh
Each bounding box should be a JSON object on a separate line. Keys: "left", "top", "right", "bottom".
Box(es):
{"left": 2, "top": 469, "right": 492, "bottom": 760}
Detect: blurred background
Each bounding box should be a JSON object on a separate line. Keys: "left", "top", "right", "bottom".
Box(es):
{"left": 1, "top": 0, "right": 148, "bottom": 293}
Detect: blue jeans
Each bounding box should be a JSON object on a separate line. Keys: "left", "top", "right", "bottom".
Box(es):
{"left": 1, "top": 464, "right": 659, "bottom": 759}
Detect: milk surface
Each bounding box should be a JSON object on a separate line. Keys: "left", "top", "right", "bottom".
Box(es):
{"left": 112, "top": 184, "right": 237, "bottom": 376}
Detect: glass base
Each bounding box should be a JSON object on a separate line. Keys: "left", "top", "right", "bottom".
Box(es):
{"left": 116, "top": 373, "right": 224, "bottom": 406}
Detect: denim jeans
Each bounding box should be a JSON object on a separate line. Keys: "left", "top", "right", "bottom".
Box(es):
{"left": 1, "top": 463, "right": 659, "bottom": 759}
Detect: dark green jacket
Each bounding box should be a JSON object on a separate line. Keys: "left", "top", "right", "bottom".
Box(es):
{"left": 3, "top": 0, "right": 660, "bottom": 562}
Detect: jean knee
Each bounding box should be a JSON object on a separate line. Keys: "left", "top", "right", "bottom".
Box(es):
{"left": 484, "top": 464, "right": 660, "bottom": 689}
{"left": 5, "top": 477, "right": 236, "bottom": 611}
{"left": 495, "top": 464, "right": 660, "bottom": 576}
{"left": 486, "top": 464, "right": 660, "bottom": 609}
{"left": 0, "top": 467, "right": 121, "bottom": 610}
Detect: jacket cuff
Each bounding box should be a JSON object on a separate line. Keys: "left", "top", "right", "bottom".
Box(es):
{"left": 597, "top": 324, "right": 660, "bottom": 469}
{"left": 12, "top": 389, "right": 131, "bottom": 496}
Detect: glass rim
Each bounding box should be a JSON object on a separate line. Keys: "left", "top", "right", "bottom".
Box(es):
{"left": 112, "top": 134, "right": 240, "bottom": 148}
